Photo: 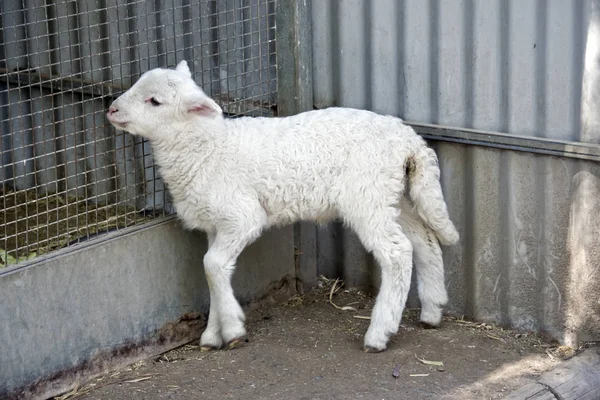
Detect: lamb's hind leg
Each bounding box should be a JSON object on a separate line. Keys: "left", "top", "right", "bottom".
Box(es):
{"left": 398, "top": 202, "right": 448, "bottom": 327}
{"left": 349, "top": 208, "right": 414, "bottom": 353}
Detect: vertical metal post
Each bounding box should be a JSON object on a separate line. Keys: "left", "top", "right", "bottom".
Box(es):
{"left": 276, "top": 0, "right": 316, "bottom": 294}
{"left": 581, "top": 0, "right": 600, "bottom": 144}
{"left": 276, "top": 0, "right": 313, "bottom": 115}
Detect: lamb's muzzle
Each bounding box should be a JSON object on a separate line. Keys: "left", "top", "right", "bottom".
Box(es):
{"left": 107, "top": 59, "right": 459, "bottom": 353}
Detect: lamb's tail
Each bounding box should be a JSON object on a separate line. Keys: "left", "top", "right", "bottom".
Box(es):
{"left": 406, "top": 142, "right": 459, "bottom": 246}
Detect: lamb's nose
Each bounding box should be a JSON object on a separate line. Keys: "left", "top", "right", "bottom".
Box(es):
{"left": 107, "top": 106, "right": 118, "bottom": 116}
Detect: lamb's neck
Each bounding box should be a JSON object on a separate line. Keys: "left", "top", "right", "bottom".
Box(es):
{"left": 150, "top": 128, "right": 219, "bottom": 200}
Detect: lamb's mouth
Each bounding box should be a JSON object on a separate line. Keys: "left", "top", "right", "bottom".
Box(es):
{"left": 106, "top": 114, "right": 129, "bottom": 130}
{"left": 111, "top": 122, "right": 129, "bottom": 131}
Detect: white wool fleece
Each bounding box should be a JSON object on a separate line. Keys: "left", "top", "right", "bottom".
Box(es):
{"left": 107, "top": 60, "right": 459, "bottom": 353}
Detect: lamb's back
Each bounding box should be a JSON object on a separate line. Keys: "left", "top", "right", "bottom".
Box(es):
{"left": 227, "top": 107, "right": 416, "bottom": 166}
{"left": 218, "top": 107, "right": 417, "bottom": 226}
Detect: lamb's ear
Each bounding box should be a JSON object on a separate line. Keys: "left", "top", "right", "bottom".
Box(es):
{"left": 176, "top": 60, "right": 192, "bottom": 78}
{"left": 184, "top": 92, "right": 222, "bottom": 116}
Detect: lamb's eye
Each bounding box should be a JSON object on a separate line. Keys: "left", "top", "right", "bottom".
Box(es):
{"left": 149, "top": 97, "right": 161, "bottom": 106}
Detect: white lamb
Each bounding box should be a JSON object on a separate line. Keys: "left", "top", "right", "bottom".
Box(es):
{"left": 107, "top": 60, "right": 459, "bottom": 353}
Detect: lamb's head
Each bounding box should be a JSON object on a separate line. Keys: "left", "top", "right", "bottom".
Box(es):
{"left": 106, "top": 60, "right": 223, "bottom": 139}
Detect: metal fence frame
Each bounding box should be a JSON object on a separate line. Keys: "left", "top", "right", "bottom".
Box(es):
{"left": 0, "top": 0, "right": 277, "bottom": 268}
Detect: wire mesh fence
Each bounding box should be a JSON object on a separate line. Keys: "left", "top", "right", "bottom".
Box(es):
{"left": 0, "top": 0, "right": 277, "bottom": 267}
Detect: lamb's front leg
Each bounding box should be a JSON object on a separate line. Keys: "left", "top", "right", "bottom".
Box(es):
{"left": 200, "top": 285, "right": 223, "bottom": 351}
{"left": 200, "top": 232, "right": 223, "bottom": 351}
{"left": 203, "top": 247, "right": 246, "bottom": 348}
{"left": 201, "top": 221, "right": 264, "bottom": 350}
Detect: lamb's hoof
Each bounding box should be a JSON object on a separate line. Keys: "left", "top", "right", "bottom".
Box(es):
{"left": 226, "top": 336, "right": 248, "bottom": 350}
{"left": 364, "top": 345, "right": 386, "bottom": 353}
{"left": 419, "top": 306, "right": 443, "bottom": 328}
{"left": 420, "top": 321, "right": 439, "bottom": 330}
{"left": 199, "top": 344, "right": 221, "bottom": 352}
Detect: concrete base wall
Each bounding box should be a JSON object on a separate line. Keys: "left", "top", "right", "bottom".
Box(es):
{"left": 0, "top": 218, "right": 295, "bottom": 399}
{"left": 316, "top": 144, "right": 600, "bottom": 347}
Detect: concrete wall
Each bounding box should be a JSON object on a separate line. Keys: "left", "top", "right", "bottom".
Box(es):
{"left": 0, "top": 219, "right": 295, "bottom": 399}
{"left": 316, "top": 143, "right": 600, "bottom": 347}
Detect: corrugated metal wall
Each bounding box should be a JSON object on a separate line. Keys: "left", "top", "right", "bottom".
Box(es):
{"left": 312, "top": 0, "right": 600, "bottom": 344}
{"left": 312, "top": 0, "right": 587, "bottom": 140}
{"left": 0, "top": 0, "right": 276, "bottom": 260}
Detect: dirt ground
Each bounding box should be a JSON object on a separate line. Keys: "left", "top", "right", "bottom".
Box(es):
{"left": 58, "top": 280, "right": 577, "bottom": 400}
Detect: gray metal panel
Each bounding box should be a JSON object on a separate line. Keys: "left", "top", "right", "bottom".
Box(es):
{"left": 276, "top": 0, "right": 316, "bottom": 294}
{"left": 311, "top": 0, "right": 599, "bottom": 344}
